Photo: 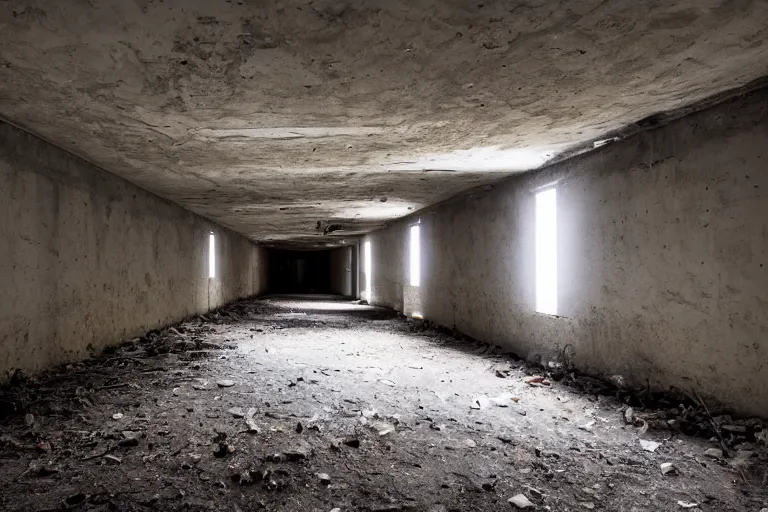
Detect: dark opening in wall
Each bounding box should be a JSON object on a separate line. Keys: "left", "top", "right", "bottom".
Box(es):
{"left": 267, "top": 249, "right": 332, "bottom": 294}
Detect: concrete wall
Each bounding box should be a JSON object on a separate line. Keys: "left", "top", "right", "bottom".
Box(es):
{"left": 329, "top": 246, "right": 354, "bottom": 297}
{"left": 0, "top": 121, "right": 268, "bottom": 378}
{"left": 362, "top": 88, "right": 768, "bottom": 416}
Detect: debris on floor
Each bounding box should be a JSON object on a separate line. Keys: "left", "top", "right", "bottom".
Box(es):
{"left": 0, "top": 296, "right": 766, "bottom": 511}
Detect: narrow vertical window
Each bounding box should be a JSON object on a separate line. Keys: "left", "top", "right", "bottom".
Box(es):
{"left": 535, "top": 189, "right": 557, "bottom": 315}
{"left": 208, "top": 232, "right": 216, "bottom": 279}
{"left": 409, "top": 225, "right": 420, "bottom": 287}
{"left": 364, "top": 241, "right": 372, "bottom": 300}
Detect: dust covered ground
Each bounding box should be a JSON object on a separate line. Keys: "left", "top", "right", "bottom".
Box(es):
{"left": 0, "top": 296, "right": 766, "bottom": 511}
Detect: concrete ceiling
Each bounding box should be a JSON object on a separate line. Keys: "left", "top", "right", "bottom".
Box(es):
{"left": 1, "top": 0, "right": 768, "bottom": 248}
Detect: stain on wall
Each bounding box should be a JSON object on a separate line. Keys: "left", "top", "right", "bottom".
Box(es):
{"left": 0, "top": 122, "right": 268, "bottom": 379}
{"left": 362, "top": 88, "right": 768, "bottom": 416}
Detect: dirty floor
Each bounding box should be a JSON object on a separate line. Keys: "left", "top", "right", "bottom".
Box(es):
{"left": 0, "top": 296, "right": 766, "bottom": 512}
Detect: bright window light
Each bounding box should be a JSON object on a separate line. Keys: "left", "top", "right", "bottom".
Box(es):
{"left": 535, "top": 189, "right": 557, "bottom": 315}
{"left": 364, "top": 241, "right": 372, "bottom": 300}
{"left": 208, "top": 232, "right": 216, "bottom": 279}
{"left": 409, "top": 225, "right": 420, "bottom": 287}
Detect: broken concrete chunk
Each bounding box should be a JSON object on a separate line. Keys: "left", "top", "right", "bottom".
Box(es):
{"left": 245, "top": 408, "right": 259, "bottom": 433}
{"left": 525, "top": 486, "right": 544, "bottom": 500}
{"left": 372, "top": 421, "right": 395, "bottom": 436}
{"left": 216, "top": 379, "right": 236, "bottom": 388}
{"left": 464, "top": 439, "right": 477, "bottom": 448}
{"left": 228, "top": 407, "right": 245, "bottom": 418}
{"left": 624, "top": 407, "right": 635, "bottom": 424}
{"left": 660, "top": 462, "right": 678, "bottom": 475}
{"left": 703, "top": 448, "right": 723, "bottom": 459}
{"left": 639, "top": 439, "right": 660, "bottom": 452}
{"left": 508, "top": 494, "right": 535, "bottom": 508}
{"left": 317, "top": 472, "right": 331, "bottom": 485}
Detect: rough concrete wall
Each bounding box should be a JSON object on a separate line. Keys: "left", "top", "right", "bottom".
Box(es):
{"left": 363, "top": 89, "right": 768, "bottom": 416}
{"left": 0, "top": 122, "right": 268, "bottom": 379}
{"left": 365, "top": 226, "right": 406, "bottom": 311}
{"left": 329, "top": 247, "right": 353, "bottom": 297}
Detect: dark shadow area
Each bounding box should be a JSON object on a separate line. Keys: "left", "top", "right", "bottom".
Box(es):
{"left": 267, "top": 249, "right": 332, "bottom": 294}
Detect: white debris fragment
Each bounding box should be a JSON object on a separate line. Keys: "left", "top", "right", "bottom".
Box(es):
{"left": 372, "top": 421, "right": 395, "bottom": 436}
{"left": 677, "top": 501, "right": 699, "bottom": 509}
{"left": 470, "top": 395, "right": 491, "bottom": 410}
{"left": 508, "top": 494, "right": 535, "bottom": 509}
{"left": 609, "top": 374, "right": 625, "bottom": 388}
{"left": 639, "top": 439, "right": 660, "bottom": 452}
{"left": 660, "top": 462, "right": 678, "bottom": 475}
{"left": 228, "top": 407, "right": 245, "bottom": 418}
{"left": 245, "top": 408, "right": 259, "bottom": 433}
